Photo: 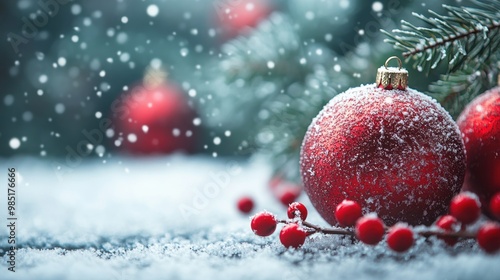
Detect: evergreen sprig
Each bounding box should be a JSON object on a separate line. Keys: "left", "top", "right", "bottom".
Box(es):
{"left": 220, "top": 13, "right": 307, "bottom": 83}
{"left": 205, "top": 11, "right": 396, "bottom": 181}
{"left": 383, "top": 0, "right": 500, "bottom": 117}
{"left": 258, "top": 65, "right": 339, "bottom": 181}
{"left": 196, "top": 14, "right": 308, "bottom": 159}
{"left": 201, "top": 13, "right": 345, "bottom": 181}
{"left": 197, "top": 0, "right": 500, "bottom": 186}
{"left": 382, "top": 0, "right": 500, "bottom": 74}
{"left": 429, "top": 68, "right": 485, "bottom": 118}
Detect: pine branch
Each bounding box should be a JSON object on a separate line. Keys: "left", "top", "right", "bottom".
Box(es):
{"left": 196, "top": 14, "right": 306, "bottom": 148}
{"left": 429, "top": 69, "right": 485, "bottom": 119}
{"left": 220, "top": 13, "right": 308, "bottom": 83}
{"left": 199, "top": 13, "right": 350, "bottom": 182}
{"left": 428, "top": 58, "right": 499, "bottom": 118}
{"left": 382, "top": 0, "right": 500, "bottom": 74}
{"left": 259, "top": 65, "right": 339, "bottom": 181}
{"left": 383, "top": 0, "right": 500, "bottom": 118}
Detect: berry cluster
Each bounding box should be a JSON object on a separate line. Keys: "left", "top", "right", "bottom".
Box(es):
{"left": 250, "top": 192, "right": 500, "bottom": 253}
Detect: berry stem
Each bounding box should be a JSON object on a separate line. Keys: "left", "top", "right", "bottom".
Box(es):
{"left": 277, "top": 219, "right": 355, "bottom": 236}
{"left": 278, "top": 219, "right": 476, "bottom": 239}
{"left": 417, "top": 229, "right": 476, "bottom": 239}
{"left": 302, "top": 220, "right": 355, "bottom": 236}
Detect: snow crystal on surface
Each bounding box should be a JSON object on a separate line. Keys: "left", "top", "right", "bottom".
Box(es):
{"left": 0, "top": 156, "right": 498, "bottom": 280}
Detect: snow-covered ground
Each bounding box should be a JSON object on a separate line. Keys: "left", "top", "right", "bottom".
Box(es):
{"left": 1, "top": 156, "right": 499, "bottom": 280}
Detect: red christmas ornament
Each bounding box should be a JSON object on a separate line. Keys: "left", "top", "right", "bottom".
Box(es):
{"left": 457, "top": 82, "right": 500, "bottom": 215}
{"left": 300, "top": 57, "right": 466, "bottom": 226}
{"left": 113, "top": 69, "right": 198, "bottom": 154}
{"left": 215, "top": 0, "right": 271, "bottom": 38}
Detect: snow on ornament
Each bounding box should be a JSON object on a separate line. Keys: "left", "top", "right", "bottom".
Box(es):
{"left": 112, "top": 68, "right": 199, "bottom": 155}
{"left": 300, "top": 57, "right": 466, "bottom": 226}
{"left": 457, "top": 77, "right": 500, "bottom": 216}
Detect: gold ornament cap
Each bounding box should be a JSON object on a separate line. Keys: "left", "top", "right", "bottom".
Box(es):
{"left": 376, "top": 56, "right": 408, "bottom": 90}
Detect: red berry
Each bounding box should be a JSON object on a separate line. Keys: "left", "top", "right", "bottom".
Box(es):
{"left": 269, "top": 179, "right": 302, "bottom": 206}
{"left": 335, "top": 200, "right": 363, "bottom": 227}
{"left": 386, "top": 224, "right": 414, "bottom": 253}
{"left": 279, "top": 223, "right": 307, "bottom": 248}
{"left": 450, "top": 192, "right": 481, "bottom": 225}
{"left": 269, "top": 176, "right": 282, "bottom": 189}
{"left": 490, "top": 193, "right": 500, "bottom": 220}
{"left": 435, "top": 215, "right": 459, "bottom": 246}
{"left": 251, "top": 212, "right": 277, "bottom": 237}
{"left": 477, "top": 222, "right": 500, "bottom": 254}
{"left": 287, "top": 202, "right": 308, "bottom": 220}
{"left": 355, "top": 215, "right": 385, "bottom": 245}
{"left": 280, "top": 189, "right": 299, "bottom": 206}
{"left": 237, "top": 197, "right": 254, "bottom": 214}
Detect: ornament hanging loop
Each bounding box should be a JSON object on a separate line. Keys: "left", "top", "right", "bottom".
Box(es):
{"left": 384, "top": 56, "right": 403, "bottom": 70}
{"left": 376, "top": 56, "right": 408, "bottom": 90}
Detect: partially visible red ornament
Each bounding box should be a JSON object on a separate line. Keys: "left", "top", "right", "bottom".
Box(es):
{"left": 215, "top": 0, "right": 271, "bottom": 38}
{"left": 457, "top": 81, "right": 500, "bottom": 215}
{"left": 112, "top": 68, "right": 198, "bottom": 154}
{"left": 300, "top": 57, "right": 466, "bottom": 226}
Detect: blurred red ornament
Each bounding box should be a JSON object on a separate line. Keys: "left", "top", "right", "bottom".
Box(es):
{"left": 300, "top": 57, "right": 465, "bottom": 226}
{"left": 457, "top": 84, "right": 500, "bottom": 215}
{"left": 113, "top": 69, "right": 198, "bottom": 154}
{"left": 215, "top": 0, "right": 271, "bottom": 37}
